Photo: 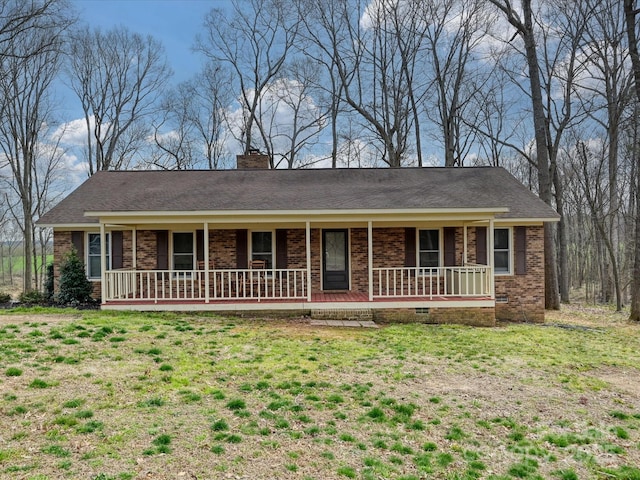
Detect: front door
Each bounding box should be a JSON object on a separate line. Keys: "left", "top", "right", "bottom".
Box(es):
{"left": 322, "top": 229, "right": 349, "bottom": 290}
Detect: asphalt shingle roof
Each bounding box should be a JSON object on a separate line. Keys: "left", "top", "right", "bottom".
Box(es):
{"left": 37, "top": 167, "right": 559, "bottom": 225}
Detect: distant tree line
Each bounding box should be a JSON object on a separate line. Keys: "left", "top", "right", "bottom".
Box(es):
{"left": 0, "top": 0, "right": 639, "bottom": 320}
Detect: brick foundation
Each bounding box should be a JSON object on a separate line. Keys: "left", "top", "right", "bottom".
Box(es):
{"left": 374, "top": 306, "right": 496, "bottom": 327}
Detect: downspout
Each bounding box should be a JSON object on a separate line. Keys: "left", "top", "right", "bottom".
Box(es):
{"left": 306, "top": 222, "right": 312, "bottom": 302}
{"left": 368, "top": 221, "right": 373, "bottom": 301}
{"left": 488, "top": 218, "right": 495, "bottom": 298}
{"left": 204, "top": 222, "right": 210, "bottom": 303}
{"left": 132, "top": 227, "right": 137, "bottom": 298}
{"left": 100, "top": 222, "right": 106, "bottom": 303}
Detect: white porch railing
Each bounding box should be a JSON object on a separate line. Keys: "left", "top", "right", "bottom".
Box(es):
{"left": 104, "top": 269, "right": 308, "bottom": 303}
{"left": 372, "top": 266, "right": 492, "bottom": 299}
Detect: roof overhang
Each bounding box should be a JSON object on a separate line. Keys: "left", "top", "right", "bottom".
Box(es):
{"left": 82, "top": 207, "right": 511, "bottom": 225}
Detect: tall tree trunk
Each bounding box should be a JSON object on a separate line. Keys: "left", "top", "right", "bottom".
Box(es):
{"left": 554, "top": 174, "right": 570, "bottom": 302}
{"left": 624, "top": 0, "right": 640, "bottom": 321}
{"left": 521, "top": 0, "right": 561, "bottom": 309}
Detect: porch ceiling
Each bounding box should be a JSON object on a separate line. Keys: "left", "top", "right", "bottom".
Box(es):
{"left": 84, "top": 208, "right": 509, "bottom": 228}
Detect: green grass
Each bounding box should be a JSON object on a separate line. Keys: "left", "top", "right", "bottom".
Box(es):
{"left": 0, "top": 306, "right": 638, "bottom": 478}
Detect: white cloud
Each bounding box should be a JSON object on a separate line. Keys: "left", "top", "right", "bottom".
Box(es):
{"left": 51, "top": 116, "right": 95, "bottom": 147}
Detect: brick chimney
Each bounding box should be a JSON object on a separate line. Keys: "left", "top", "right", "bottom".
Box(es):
{"left": 236, "top": 149, "right": 270, "bottom": 169}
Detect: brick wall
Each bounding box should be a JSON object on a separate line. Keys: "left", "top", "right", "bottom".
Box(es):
{"left": 210, "top": 230, "right": 236, "bottom": 269}
{"left": 53, "top": 230, "right": 133, "bottom": 300}
{"left": 287, "top": 229, "right": 306, "bottom": 269}
{"left": 52, "top": 231, "right": 73, "bottom": 296}
{"left": 494, "top": 226, "right": 545, "bottom": 322}
{"left": 135, "top": 230, "right": 157, "bottom": 270}
{"left": 374, "top": 307, "right": 496, "bottom": 327}
{"left": 373, "top": 228, "right": 405, "bottom": 268}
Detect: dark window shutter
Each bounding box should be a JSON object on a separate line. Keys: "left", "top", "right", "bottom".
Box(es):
{"left": 71, "top": 231, "right": 84, "bottom": 260}
{"left": 515, "top": 227, "right": 527, "bottom": 275}
{"left": 236, "top": 229, "right": 248, "bottom": 269}
{"left": 476, "top": 227, "right": 487, "bottom": 265}
{"left": 112, "top": 231, "right": 123, "bottom": 269}
{"left": 444, "top": 227, "right": 456, "bottom": 266}
{"left": 156, "top": 231, "right": 169, "bottom": 270}
{"left": 276, "top": 229, "right": 288, "bottom": 269}
{"left": 196, "top": 230, "right": 204, "bottom": 262}
{"left": 405, "top": 228, "right": 416, "bottom": 267}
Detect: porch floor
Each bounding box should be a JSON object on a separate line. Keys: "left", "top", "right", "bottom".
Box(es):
{"left": 102, "top": 291, "right": 494, "bottom": 312}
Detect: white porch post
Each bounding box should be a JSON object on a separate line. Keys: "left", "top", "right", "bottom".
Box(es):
{"left": 306, "top": 221, "right": 312, "bottom": 302}
{"left": 132, "top": 227, "right": 137, "bottom": 269}
{"left": 132, "top": 226, "right": 137, "bottom": 298}
{"left": 368, "top": 221, "right": 373, "bottom": 301}
{"left": 204, "top": 222, "right": 210, "bottom": 303}
{"left": 463, "top": 224, "right": 468, "bottom": 265}
{"left": 100, "top": 222, "right": 106, "bottom": 303}
{"left": 488, "top": 218, "right": 495, "bottom": 298}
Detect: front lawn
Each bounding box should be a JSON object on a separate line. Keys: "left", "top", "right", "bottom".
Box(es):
{"left": 0, "top": 306, "right": 639, "bottom": 479}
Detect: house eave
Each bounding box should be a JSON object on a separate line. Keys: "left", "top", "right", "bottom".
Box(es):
{"left": 83, "top": 207, "right": 511, "bottom": 225}
{"left": 37, "top": 222, "right": 98, "bottom": 229}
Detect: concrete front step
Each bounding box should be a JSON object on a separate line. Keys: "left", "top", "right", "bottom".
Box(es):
{"left": 309, "top": 319, "right": 378, "bottom": 328}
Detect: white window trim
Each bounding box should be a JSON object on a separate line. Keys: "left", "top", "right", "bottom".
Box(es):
{"left": 87, "top": 232, "right": 111, "bottom": 281}
{"left": 249, "top": 230, "right": 275, "bottom": 270}
{"left": 417, "top": 228, "right": 442, "bottom": 273}
{"left": 493, "top": 227, "right": 513, "bottom": 276}
{"left": 171, "top": 231, "right": 196, "bottom": 272}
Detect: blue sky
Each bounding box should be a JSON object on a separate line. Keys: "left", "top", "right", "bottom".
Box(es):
{"left": 72, "top": 0, "right": 222, "bottom": 83}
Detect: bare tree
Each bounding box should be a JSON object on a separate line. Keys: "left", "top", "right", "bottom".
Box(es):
{"left": 256, "top": 60, "right": 328, "bottom": 168}
{"left": 297, "top": 0, "right": 350, "bottom": 168}
{"left": 190, "top": 63, "right": 234, "bottom": 170}
{"left": 66, "top": 25, "right": 172, "bottom": 174}
{"left": 150, "top": 63, "right": 234, "bottom": 170}
{"left": 306, "top": 0, "right": 420, "bottom": 167}
{"left": 624, "top": 0, "right": 640, "bottom": 321}
{"left": 0, "top": 0, "right": 70, "bottom": 292}
{"left": 0, "top": 0, "right": 70, "bottom": 61}
{"left": 487, "top": 0, "right": 587, "bottom": 310}
{"left": 150, "top": 83, "right": 198, "bottom": 170}
{"left": 576, "top": 0, "right": 633, "bottom": 308}
{"left": 419, "top": 0, "right": 494, "bottom": 166}
{"left": 197, "top": 0, "right": 300, "bottom": 165}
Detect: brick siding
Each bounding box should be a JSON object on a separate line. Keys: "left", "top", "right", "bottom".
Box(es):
{"left": 374, "top": 307, "right": 496, "bottom": 327}
{"left": 494, "top": 226, "right": 545, "bottom": 322}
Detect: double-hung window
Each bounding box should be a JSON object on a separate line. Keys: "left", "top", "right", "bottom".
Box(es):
{"left": 494, "top": 228, "right": 511, "bottom": 274}
{"left": 88, "top": 233, "right": 110, "bottom": 279}
{"left": 419, "top": 229, "right": 440, "bottom": 272}
{"left": 251, "top": 231, "right": 273, "bottom": 269}
{"left": 173, "top": 232, "right": 194, "bottom": 272}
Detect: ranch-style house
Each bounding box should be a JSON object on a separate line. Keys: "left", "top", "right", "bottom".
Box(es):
{"left": 37, "top": 153, "right": 560, "bottom": 326}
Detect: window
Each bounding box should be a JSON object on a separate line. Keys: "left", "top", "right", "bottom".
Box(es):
{"left": 88, "top": 233, "right": 110, "bottom": 279}
{"left": 173, "top": 232, "right": 194, "bottom": 271}
{"left": 494, "top": 228, "right": 511, "bottom": 274}
{"left": 419, "top": 229, "right": 440, "bottom": 269}
{"left": 251, "top": 231, "right": 273, "bottom": 269}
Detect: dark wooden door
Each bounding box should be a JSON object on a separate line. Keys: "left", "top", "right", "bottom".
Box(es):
{"left": 322, "top": 229, "right": 349, "bottom": 290}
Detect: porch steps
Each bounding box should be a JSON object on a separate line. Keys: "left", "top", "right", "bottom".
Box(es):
{"left": 310, "top": 308, "right": 374, "bottom": 321}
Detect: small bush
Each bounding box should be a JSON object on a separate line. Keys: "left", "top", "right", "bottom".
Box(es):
{"left": 45, "top": 263, "right": 55, "bottom": 300}
{"left": 19, "top": 290, "right": 45, "bottom": 304}
{"left": 58, "top": 248, "right": 93, "bottom": 304}
{"left": 0, "top": 292, "right": 11, "bottom": 303}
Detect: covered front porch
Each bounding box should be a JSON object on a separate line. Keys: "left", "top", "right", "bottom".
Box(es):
{"left": 90, "top": 209, "right": 502, "bottom": 319}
